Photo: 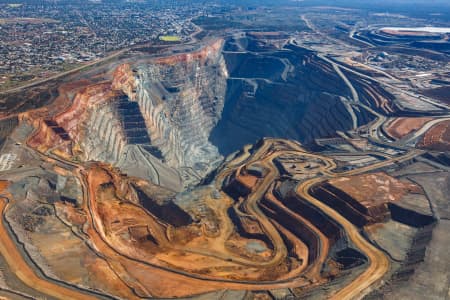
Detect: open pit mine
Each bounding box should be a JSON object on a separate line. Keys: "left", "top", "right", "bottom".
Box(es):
{"left": 0, "top": 31, "right": 448, "bottom": 300}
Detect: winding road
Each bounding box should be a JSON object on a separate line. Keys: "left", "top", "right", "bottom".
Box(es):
{"left": 0, "top": 196, "right": 101, "bottom": 300}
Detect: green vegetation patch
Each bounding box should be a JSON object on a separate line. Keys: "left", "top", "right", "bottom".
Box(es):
{"left": 159, "top": 35, "right": 181, "bottom": 42}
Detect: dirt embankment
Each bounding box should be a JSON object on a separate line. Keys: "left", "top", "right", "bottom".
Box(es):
{"left": 312, "top": 172, "right": 422, "bottom": 226}
{"left": 154, "top": 39, "right": 223, "bottom": 65}
{"left": 385, "top": 117, "right": 432, "bottom": 139}
{"left": 26, "top": 63, "right": 134, "bottom": 156}
{"left": 418, "top": 120, "right": 450, "bottom": 151}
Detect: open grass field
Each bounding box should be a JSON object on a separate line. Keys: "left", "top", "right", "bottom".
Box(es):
{"left": 159, "top": 35, "right": 181, "bottom": 42}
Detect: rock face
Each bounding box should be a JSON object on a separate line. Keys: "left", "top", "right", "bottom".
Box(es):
{"left": 28, "top": 36, "right": 380, "bottom": 189}
{"left": 69, "top": 87, "right": 182, "bottom": 190}
{"left": 418, "top": 120, "right": 450, "bottom": 151}
{"left": 128, "top": 35, "right": 375, "bottom": 175}
{"left": 25, "top": 78, "right": 182, "bottom": 190}
{"left": 112, "top": 64, "right": 137, "bottom": 100}
{"left": 311, "top": 172, "right": 424, "bottom": 226}
{"left": 132, "top": 40, "right": 228, "bottom": 182}
{"left": 210, "top": 38, "right": 374, "bottom": 155}
{"left": 27, "top": 40, "right": 229, "bottom": 190}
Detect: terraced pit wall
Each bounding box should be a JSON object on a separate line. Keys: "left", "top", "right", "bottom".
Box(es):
{"left": 80, "top": 97, "right": 127, "bottom": 163}
{"left": 32, "top": 36, "right": 387, "bottom": 190}
{"left": 210, "top": 41, "right": 375, "bottom": 155}
{"left": 133, "top": 40, "right": 228, "bottom": 178}
{"left": 78, "top": 37, "right": 380, "bottom": 188}
{"left": 122, "top": 37, "right": 378, "bottom": 178}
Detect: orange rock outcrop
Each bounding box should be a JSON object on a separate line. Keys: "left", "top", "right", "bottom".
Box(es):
{"left": 418, "top": 120, "right": 450, "bottom": 151}
{"left": 154, "top": 39, "right": 223, "bottom": 65}
{"left": 327, "top": 172, "right": 422, "bottom": 219}
{"left": 385, "top": 117, "right": 432, "bottom": 139}
{"left": 112, "top": 63, "right": 137, "bottom": 99}
{"left": 27, "top": 80, "right": 120, "bottom": 155}
{"left": 55, "top": 83, "right": 117, "bottom": 138}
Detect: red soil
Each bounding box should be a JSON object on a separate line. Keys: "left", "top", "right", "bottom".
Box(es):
{"left": 112, "top": 63, "right": 137, "bottom": 99}
{"left": 154, "top": 39, "right": 223, "bottom": 65}
{"left": 418, "top": 120, "right": 450, "bottom": 151}
{"left": 385, "top": 117, "right": 432, "bottom": 139}
{"left": 327, "top": 172, "right": 422, "bottom": 218}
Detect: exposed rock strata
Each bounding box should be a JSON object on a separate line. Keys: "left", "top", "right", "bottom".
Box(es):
{"left": 28, "top": 36, "right": 383, "bottom": 189}
{"left": 417, "top": 120, "right": 450, "bottom": 151}
{"left": 132, "top": 40, "right": 228, "bottom": 181}
{"left": 211, "top": 39, "right": 374, "bottom": 155}
{"left": 312, "top": 173, "right": 424, "bottom": 226}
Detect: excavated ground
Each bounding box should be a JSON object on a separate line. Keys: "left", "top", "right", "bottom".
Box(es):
{"left": 385, "top": 117, "right": 433, "bottom": 139}
{"left": 22, "top": 34, "right": 386, "bottom": 188}
{"left": 311, "top": 173, "right": 426, "bottom": 227}
{"left": 0, "top": 32, "right": 442, "bottom": 300}
{"left": 417, "top": 120, "right": 450, "bottom": 151}
{"left": 210, "top": 36, "right": 377, "bottom": 155}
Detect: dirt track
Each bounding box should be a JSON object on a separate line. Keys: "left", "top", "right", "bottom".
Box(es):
{"left": 0, "top": 193, "right": 100, "bottom": 300}
{"left": 8, "top": 136, "right": 422, "bottom": 298}
{"left": 297, "top": 178, "right": 390, "bottom": 300}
